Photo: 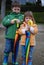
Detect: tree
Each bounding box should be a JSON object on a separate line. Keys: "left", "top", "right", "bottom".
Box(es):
{"left": 36, "top": 0, "right": 41, "bottom": 6}
{"left": 1, "top": 0, "right": 6, "bottom": 19}
{"left": 11, "top": 0, "right": 16, "bottom": 4}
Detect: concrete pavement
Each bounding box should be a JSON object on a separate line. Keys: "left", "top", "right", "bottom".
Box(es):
{"left": 0, "top": 24, "right": 44, "bottom": 65}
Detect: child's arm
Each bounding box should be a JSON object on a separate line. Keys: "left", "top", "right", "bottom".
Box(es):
{"left": 29, "top": 24, "right": 38, "bottom": 34}
{"left": 2, "top": 15, "right": 15, "bottom": 27}
{"left": 17, "top": 22, "right": 28, "bottom": 35}
{"left": 27, "top": 20, "right": 38, "bottom": 34}
{"left": 18, "top": 14, "right": 24, "bottom": 25}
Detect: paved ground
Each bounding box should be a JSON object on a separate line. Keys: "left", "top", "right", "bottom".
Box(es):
{"left": 0, "top": 24, "right": 44, "bottom": 65}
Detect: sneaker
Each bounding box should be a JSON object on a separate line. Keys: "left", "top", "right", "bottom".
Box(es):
{"left": 2, "top": 63, "right": 8, "bottom": 65}
{"left": 15, "top": 62, "right": 19, "bottom": 65}
{"left": 28, "top": 62, "right": 32, "bottom": 65}
{"left": 22, "top": 61, "right": 26, "bottom": 65}
{"left": 12, "top": 62, "right": 19, "bottom": 65}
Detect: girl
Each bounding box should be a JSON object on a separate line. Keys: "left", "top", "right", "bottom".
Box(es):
{"left": 19, "top": 11, "right": 38, "bottom": 65}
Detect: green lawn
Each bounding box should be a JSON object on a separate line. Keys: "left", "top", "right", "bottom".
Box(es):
{"left": 33, "top": 12, "right": 44, "bottom": 24}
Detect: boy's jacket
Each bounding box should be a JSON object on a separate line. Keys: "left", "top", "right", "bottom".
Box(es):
{"left": 2, "top": 12, "right": 24, "bottom": 39}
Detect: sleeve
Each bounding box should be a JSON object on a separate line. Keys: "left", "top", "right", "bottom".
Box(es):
{"left": 2, "top": 15, "right": 12, "bottom": 27}
{"left": 19, "top": 14, "right": 24, "bottom": 25}
{"left": 30, "top": 24, "right": 38, "bottom": 34}
{"left": 34, "top": 24, "right": 38, "bottom": 34}
{"left": 30, "top": 26, "right": 34, "bottom": 33}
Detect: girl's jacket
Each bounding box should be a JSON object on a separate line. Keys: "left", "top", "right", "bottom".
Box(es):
{"left": 18, "top": 22, "right": 38, "bottom": 46}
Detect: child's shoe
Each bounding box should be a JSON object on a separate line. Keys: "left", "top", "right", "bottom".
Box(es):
{"left": 2, "top": 53, "right": 9, "bottom": 65}
{"left": 12, "top": 62, "right": 19, "bottom": 65}
{"left": 12, "top": 53, "right": 19, "bottom": 65}
{"left": 28, "top": 61, "right": 32, "bottom": 65}
{"left": 22, "top": 61, "right": 26, "bottom": 65}
{"left": 15, "top": 62, "right": 19, "bottom": 65}
{"left": 2, "top": 63, "right": 8, "bottom": 65}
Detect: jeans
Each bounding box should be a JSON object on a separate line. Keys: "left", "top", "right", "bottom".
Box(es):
{"left": 3, "top": 38, "right": 19, "bottom": 64}
{"left": 21, "top": 46, "right": 34, "bottom": 65}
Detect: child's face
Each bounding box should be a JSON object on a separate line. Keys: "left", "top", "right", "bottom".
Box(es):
{"left": 25, "top": 16, "right": 31, "bottom": 23}
{"left": 12, "top": 7, "right": 20, "bottom": 13}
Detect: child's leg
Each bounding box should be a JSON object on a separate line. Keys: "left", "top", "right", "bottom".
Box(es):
{"left": 28, "top": 46, "right": 35, "bottom": 65}
{"left": 3, "top": 39, "right": 12, "bottom": 65}
{"left": 21, "top": 45, "right": 26, "bottom": 65}
{"left": 12, "top": 36, "right": 20, "bottom": 65}
{"left": 2, "top": 53, "right": 9, "bottom": 65}
{"left": 12, "top": 41, "right": 19, "bottom": 65}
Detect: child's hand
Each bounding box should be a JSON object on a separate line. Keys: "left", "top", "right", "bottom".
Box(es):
{"left": 11, "top": 19, "right": 20, "bottom": 24}
{"left": 16, "top": 19, "right": 20, "bottom": 23}
{"left": 27, "top": 24, "right": 30, "bottom": 28}
{"left": 21, "top": 28, "right": 26, "bottom": 34}
{"left": 30, "top": 26, "right": 34, "bottom": 33}
{"left": 11, "top": 20, "right": 15, "bottom": 24}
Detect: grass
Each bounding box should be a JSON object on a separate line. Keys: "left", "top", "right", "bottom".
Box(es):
{"left": 33, "top": 12, "right": 44, "bottom": 24}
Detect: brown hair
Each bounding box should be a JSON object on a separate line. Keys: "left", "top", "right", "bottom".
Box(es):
{"left": 11, "top": 1, "right": 21, "bottom": 8}
{"left": 24, "top": 11, "right": 35, "bottom": 23}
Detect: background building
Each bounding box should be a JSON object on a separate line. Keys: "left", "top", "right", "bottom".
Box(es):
{"left": 11, "top": 0, "right": 44, "bottom": 6}
{"left": 41, "top": 0, "right": 44, "bottom": 6}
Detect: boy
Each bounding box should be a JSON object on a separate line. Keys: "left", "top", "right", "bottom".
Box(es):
{"left": 2, "top": 1, "right": 24, "bottom": 65}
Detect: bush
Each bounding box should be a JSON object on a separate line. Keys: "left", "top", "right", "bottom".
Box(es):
{"left": 33, "top": 12, "right": 44, "bottom": 23}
